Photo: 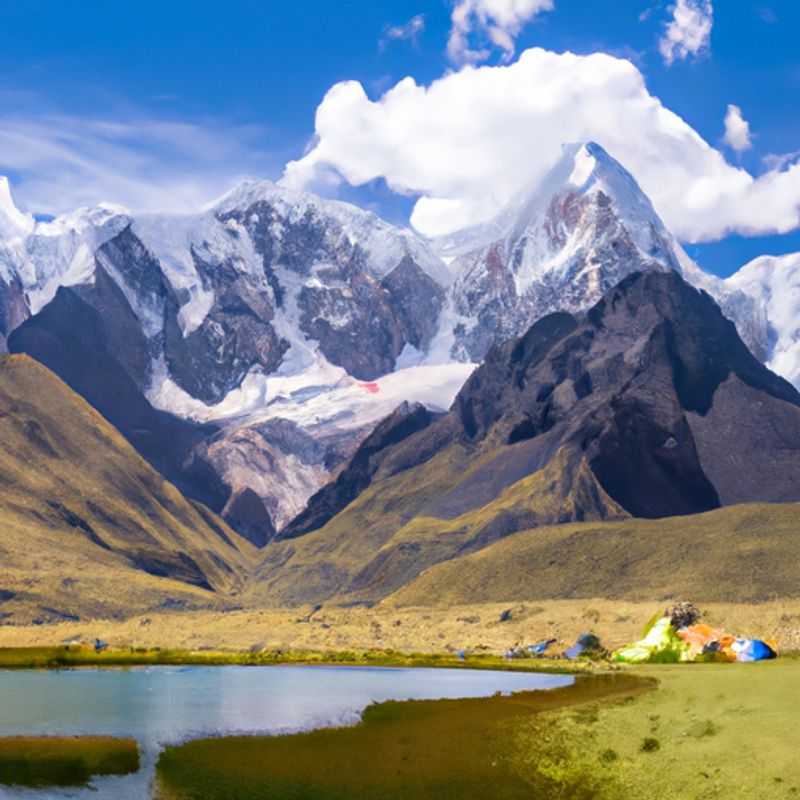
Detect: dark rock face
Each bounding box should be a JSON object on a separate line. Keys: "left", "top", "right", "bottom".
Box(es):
{"left": 381, "top": 256, "right": 445, "bottom": 355}
{"left": 297, "top": 257, "right": 402, "bottom": 380}
{"left": 163, "top": 247, "right": 289, "bottom": 405}
{"left": 287, "top": 271, "right": 800, "bottom": 538}
{"left": 96, "top": 225, "right": 290, "bottom": 406}
{"left": 450, "top": 270, "right": 800, "bottom": 518}
{"left": 7, "top": 286, "right": 230, "bottom": 514}
{"left": 0, "top": 273, "right": 29, "bottom": 352}
{"left": 296, "top": 251, "right": 446, "bottom": 380}
{"left": 280, "top": 402, "right": 441, "bottom": 539}
{"left": 221, "top": 201, "right": 445, "bottom": 381}
{"left": 222, "top": 488, "right": 277, "bottom": 548}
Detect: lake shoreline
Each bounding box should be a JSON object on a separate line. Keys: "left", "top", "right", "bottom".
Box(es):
{"left": 0, "top": 644, "right": 601, "bottom": 674}
{"left": 154, "top": 671, "right": 654, "bottom": 800}
{"left": 0, "top": 662, "right": 589, "bottom": 797}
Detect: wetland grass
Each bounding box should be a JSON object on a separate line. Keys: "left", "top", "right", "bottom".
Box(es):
{"left": 156, "top": 673, "right": 651, "bottom": 800}
{"left": 0, "top": 736, "right": 139, "bottom": 788}
{"left": 0, "top": 645, "right": 588, "bottom": 673}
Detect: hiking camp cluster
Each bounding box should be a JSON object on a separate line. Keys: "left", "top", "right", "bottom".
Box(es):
{"left": 614, "top": 603, "right": 778, "bottom": 664}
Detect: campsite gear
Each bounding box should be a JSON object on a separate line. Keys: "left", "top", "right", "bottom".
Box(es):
{"left": 617, "top": 612, "right": 780, "bottom": 664}
{"left": 666, "top": 602, "right": 701, "bottom": 630}
{"left": 613, "top": 618, "right": 690, "bottom": 664}
{"left": 732, "top": 639, "right": 777, "bottom": 662}
{"left": 677, "top": 624, "right": 736, "bottom": 661}
{"left": 564, "top": 633, "right": 603, "bottom": 660}
{"left": 528, "top": 639, "right": 557, "bottom": 657}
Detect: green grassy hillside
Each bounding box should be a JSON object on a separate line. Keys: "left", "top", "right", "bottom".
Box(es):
{"left": 389, "top": 502, "right": 800, "bottom": 606}
{"left": 251, "top": 445, "right": 625, "bottom": 606}
{"left": 0, "top": 355, "right": 255, "bottom": 623}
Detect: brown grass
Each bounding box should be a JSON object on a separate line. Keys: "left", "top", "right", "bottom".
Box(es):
{"left": 0, "top": 736, "right": 139, "bottom": 787}
{"left": 0, "top": 355, "right": 257, "bottom": 624}
{"left": 2, "top": 597, "right": 799, "bottom": 654}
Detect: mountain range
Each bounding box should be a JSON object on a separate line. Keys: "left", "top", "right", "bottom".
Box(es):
{"left": 0, "top": 141, "right": 798, "bottom": 582}
{"left": 252, "top": 269, "right": 800, "bottom": 606}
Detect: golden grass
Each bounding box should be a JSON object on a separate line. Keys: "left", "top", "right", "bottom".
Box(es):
{"left": 250, "top": 447, "right": 623, "bottom": 607}
{"left": 0, "top": 736, "right": 139, "bottom": 787}
{"left": 390, "top": 502, "right": 800, "bottom": 606}
{"left": 2, "top": 598, "right": 799, "bottom": 655}
{"left": 155, "top": 673, "right": 650, "bottom": 800}
{"left": 510, "top": 660, "right": 800, "bottom": 798}
{"left": 0, "top": 355, "right": 257, "bottom": 623}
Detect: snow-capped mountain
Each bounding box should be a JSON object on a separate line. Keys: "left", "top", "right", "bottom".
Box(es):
{"left": 0, "top": 176, "right": 472, "bottom": 537}
{"left": 435, "top": 142, "right": 766, "bottom": 363}
{"left": 0, "top": 177, "right": 34, "bottom": 349}
{"left": 728, "top": 253, "right": 800, "bottom": 388}
{"left": 0, "top": 143, "right": 795, "bottom": 539}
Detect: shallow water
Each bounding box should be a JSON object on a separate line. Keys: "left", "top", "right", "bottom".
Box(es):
{"left": 0, "top": 665, "right": 573, "bottom": 799}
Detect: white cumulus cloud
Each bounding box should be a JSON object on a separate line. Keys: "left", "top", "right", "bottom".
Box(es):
{"left": 447, "top": 0, "right": 555, "bottom": 65}
{"left": 723, "top": 104, "right": 752, "bottom": 153}
{"left": 659, "top": 0, "right": 713, "bottom": 65}
{"left": 282, "top": 47, "right": 800, "bottom": 243}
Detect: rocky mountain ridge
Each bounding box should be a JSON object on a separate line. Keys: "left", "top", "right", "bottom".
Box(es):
{"left": 1, "top": 143, "right": 797, "bottom": 540}
{"left": 253, "top": 270, "right": 800, "bottom": 606}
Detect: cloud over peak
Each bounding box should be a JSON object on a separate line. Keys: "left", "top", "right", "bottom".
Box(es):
{"left": 282, "top": 47, "right": 800, "bottom": 244}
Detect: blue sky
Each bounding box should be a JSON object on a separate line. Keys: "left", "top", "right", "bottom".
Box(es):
{"left": 0, "top": 0, "right": 798, "bottom": 276}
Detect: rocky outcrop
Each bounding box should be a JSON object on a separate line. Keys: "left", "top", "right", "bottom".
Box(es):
{"left": 280, "top": 402, "right": 442, "bottom": 539}
{"left": 222, "top": 488, "right": 277, "bottom": 548}
{"left": 286, "top": 271, "right": 800, "bottom": 539}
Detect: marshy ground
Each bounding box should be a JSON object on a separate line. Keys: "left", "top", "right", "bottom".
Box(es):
{"left": 0, "top": 736, "right": 139, "bottom": 788}
{"left": 154, "top": 661, "right": 800, "bottom": 800}
{"left": 153, "top": 661, "right": 800, "bottom": 800}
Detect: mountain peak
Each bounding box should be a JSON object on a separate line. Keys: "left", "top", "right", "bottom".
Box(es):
{"left": 536, "top": 140, "right": 664, "bottom": 231}
{"left": 0, "top": 176, "right": 34, "bottom": 240}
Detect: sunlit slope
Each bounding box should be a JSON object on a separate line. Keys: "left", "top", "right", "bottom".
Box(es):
{"left": 251, "top": 444, "right": 625, "bottom": 606}
{"left": 0, "top": 355, "right": 255, "bottom": 623}
{"left": 388, "top": 503, "right": 800, "bottom": 606}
